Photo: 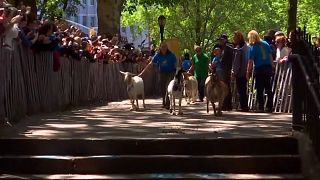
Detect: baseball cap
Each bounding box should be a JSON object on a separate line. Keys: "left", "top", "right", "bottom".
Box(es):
{"left": 217, "top": 33, "right": 228, "bottom": 41}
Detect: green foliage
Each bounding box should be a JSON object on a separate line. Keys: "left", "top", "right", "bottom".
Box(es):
{"left": 122, "top": 0, "right": 318, "bottom": 52}
{"left": 37, "top": 0, "right": 81, "bottom": 20}
{"left": 297, "top": 0, "right": 320, "bottom": 36}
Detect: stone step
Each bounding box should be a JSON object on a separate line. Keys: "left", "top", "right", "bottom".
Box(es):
{"left": 0, "top": 137, "right": 298, "bottom": 156}
{"left": 0, "top": 173, "right": 305, "bottom": 179}
{"left": 0, "top": 155, "right": 301, "bottom": 174}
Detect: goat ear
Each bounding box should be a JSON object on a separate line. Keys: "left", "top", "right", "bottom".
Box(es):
{"left": 119, "top": 71, "right": 126, "bottom": 75}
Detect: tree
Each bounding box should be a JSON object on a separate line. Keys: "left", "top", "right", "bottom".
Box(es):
{"left": 37, "top": 0, "right": 81, "bottom": 20}
{"left": 288, "top": 0, "right": 297, "bottom": 34}
{"left": 122, "top": 0, "right": 289, "bottom": 52}
{"left": 97, "top": 0, "right": 125, "bottom": 38}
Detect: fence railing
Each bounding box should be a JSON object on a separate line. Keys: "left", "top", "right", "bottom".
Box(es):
{"left": 233, "top": 60, "right": 293, "bottom": 113}
{"left": 290, "top": 27, "right": 320, "bottom": 161}
{"left": 0, "top": 45, "right": 159, "bottom": 124}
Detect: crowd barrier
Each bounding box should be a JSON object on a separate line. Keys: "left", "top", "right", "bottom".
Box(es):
{"left": 0, "top": 45, "right": 159, "bottom": 124}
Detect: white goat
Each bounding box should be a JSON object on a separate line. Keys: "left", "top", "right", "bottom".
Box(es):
{"left": 120, "top": 71, "right": 145, "bottom": 111}
{"left": 167, "top": 68, "right": 185, "bottom": 115}
{"left": 183, "top": 73, "right": 198, "bottom": 104}
{"left": 205, "top": 73, "right": 228, "bottom": 116}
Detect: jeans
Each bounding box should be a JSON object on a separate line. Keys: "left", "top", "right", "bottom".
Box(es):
{"left": 197, "top": 77, "right": 206, "bottom": 101}
{"left": 236, "top": 76, "right": 249, "bottom": 110}
{"left": 159, "top": 72, "right": 174, "bottom": 107}
{"left": 255, "top": 74, "right": 273, "bottom": 111}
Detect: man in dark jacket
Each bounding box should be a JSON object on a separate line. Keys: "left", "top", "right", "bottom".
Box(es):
{"left": 216, "top": 34, "right": 234, "bottom": 111}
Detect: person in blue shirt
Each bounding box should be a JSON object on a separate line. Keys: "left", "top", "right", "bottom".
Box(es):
{"left": 181, "top": 53, "right": 191, "bottom": 71}
{"left": 247, "top": 30, "right": 274, "bottom": 113}
{"left": 210, "top": 47, "right": 223, "bottom": 81}
{"left": 139, "top": 41, "right": 177, "bottom": 109}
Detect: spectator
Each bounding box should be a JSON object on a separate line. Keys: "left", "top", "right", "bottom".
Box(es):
{"left": 2, "top": 7, "right": 22, "bottom": 51}
{"left": 210, "top": 47, "right": 223, "bottom": 81}
{"left": 189, "top": 45, "right": 209, "bottom": 102}
{"left": 275, "top": 35, "right": 290, "bottom": 64}
{"left": 181, "top": 52, "right": 191, "bottom": 72}
{"left": 247, "top": 30, "right": 274, "bottom": 113}
{"left": 216, "top": 33, "right": 234, "bottom": 110}
{"left": 232, "top": 31, "right": 249, "bottom": 112}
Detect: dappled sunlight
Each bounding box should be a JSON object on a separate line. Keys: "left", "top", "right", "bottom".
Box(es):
{"left": 1, "top": 98, "right": 293, "bottom": 139}
{"left": 23, "top": 130, "right": 62, "bottom": 138}
{"left": 46, "top": 124, "right": 88, "bottom": 129}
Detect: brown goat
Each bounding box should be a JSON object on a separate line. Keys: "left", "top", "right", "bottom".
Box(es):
{"left": 205, "top": 74, "right": 228, "bottom": 116}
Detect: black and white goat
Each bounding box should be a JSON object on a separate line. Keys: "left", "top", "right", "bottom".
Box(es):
{"left": 120, "top": 71, "right": 145, "bottom": 111}
{"left": 167, "top": 68, "right": 185, "bottom": 115}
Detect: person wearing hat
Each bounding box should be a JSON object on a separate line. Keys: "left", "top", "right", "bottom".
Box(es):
{"left": 216, "top": 33, "right": 234, "bottom": 110}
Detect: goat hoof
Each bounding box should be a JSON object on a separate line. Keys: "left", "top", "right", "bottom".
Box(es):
{"left": 169, "top": 109, "right": 173, "bottom": 113}
{"left": 130, "top": 108, "right": 134, "bottom": 111}
{"left": 172, "top": 112, "right": 176, "bottom": 115}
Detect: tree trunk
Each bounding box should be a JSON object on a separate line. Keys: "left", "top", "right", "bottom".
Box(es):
{"left": 194, "top": 0, "right": 201, "bottom": 45}
{"left": 97, "top": 0, "right": 124, "bottom": 38}
{"left": 288, "top": 0, "right": 298, "bottom": 34}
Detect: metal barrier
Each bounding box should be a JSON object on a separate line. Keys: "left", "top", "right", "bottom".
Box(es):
{"left": 0, "top": 45, "right": 158, "bottom": 124}
{"left": 233, "top": 60, "right": 293, "bottom": 113}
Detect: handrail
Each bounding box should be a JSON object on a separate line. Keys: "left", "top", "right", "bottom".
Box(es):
{"left": 295, "top": 55, "right": 320, "bottom": 111}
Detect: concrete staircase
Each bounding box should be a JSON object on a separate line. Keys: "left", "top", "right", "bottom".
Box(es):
{"left": 0, "top": 137, "right": 304, "bottom": 179}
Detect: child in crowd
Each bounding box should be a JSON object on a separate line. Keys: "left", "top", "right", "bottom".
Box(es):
{"left": 210, "top": 47, "right": 223, "bottom": 81}
{"left": 181, "top": 53, "right": 191, "bottom": 71}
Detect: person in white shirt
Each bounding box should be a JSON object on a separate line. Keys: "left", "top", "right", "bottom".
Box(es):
{"left": 275, "top": 35, "right": 291, "bottom": 64}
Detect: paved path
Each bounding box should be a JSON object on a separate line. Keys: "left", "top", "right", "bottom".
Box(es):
{"left": 0, "top": 99, "right": 292, "bottom": 139}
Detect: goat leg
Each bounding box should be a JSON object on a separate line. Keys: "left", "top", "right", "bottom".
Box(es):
{"left": 172, "top": 97, "right": 176, "bottom": 115}
{"left": 142, "top": 93, "right": 146, "bottom": 109}
{"left": 130, "top": 98, "right": 135, "bottom": 111}
{"left": 169, "top": 94, "right": 173, "bottom": 114}
{"left": 212, "top": 101, "right": 217, "bottom": 116}
{"left": 206, "top": 99, "right": 209, "bottom": 113}
{"left": 217, "top": 100, "right": 223, "bottom": 116}
{"left": 178, "top": 97, "right": 183, "bottom": 115}
{"left": 136, "top": 98, "right": 139, "bottom": 110}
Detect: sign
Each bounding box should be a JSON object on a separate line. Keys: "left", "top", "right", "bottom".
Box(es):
{"left": 165, "top": 38, "right": 181, "bottom": 58}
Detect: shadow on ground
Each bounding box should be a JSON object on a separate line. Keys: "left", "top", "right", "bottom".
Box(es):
{"left": 0, "top": 99, "right": 292, "bottom": 139}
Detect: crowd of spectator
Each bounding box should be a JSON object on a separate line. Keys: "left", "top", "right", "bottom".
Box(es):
{"left": 0, "top": 0, "right": 151, "bottom": 71}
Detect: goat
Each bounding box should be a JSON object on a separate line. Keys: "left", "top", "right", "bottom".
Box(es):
{"left": 205, "top": 73, "right": 228, "bottom": 116}
{"left": 183, "top": 73, "right": 198, "bottom": 104}
{"left": 120, "top": 71, "right": 145, "bottom": 111}
{"left": 167, "top": 68, "right": 185, "bottom": 115}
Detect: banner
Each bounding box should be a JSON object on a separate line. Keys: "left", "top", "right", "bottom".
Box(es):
{"left": 165, "top": 38, "right": 181, "bottom": 59}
